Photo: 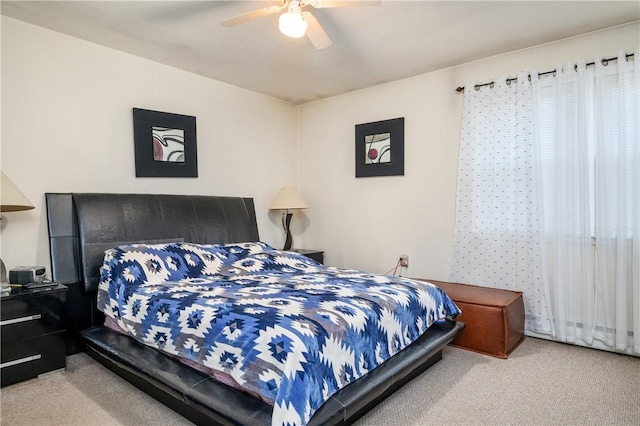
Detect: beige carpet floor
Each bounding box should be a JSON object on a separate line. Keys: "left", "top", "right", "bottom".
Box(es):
{"left": 1, "top": 337, "right": 638, "bottom": 425}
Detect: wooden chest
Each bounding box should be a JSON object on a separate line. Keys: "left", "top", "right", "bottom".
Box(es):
{"left": 424, "top": 280, "right": 525, "bottom": 358}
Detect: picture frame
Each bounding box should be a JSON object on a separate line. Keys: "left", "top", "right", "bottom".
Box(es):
{"left": 355, "top": 117, "right": 404, "bottom": 178}
{"left": 133, "top": 108, "right": 198, "bottom": 177}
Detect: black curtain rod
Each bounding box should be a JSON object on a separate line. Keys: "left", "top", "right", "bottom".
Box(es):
{"left": 455, "top": 52, "right": 635, "bottom": 93}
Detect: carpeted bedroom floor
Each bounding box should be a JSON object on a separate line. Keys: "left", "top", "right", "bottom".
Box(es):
{"left": 1, "top": 337, "right": 638, "bottom": 425}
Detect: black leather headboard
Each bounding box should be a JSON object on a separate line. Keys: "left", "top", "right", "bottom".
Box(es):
{"left": 46, "top": 193, "right": 259, "bottom": 293}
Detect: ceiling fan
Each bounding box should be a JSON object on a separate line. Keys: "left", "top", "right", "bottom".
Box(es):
{"left": 220, "top": 0, "right": 381, "bottom": 50}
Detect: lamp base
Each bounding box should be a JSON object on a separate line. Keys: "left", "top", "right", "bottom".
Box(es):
{"left": 282, "top": 212, "right": 293, "bottom": 251}
{"left": 0, "top": 259, "right": 10, "bottom": 294}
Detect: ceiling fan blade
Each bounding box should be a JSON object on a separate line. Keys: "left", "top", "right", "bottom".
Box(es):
{"left": 306, "top": 0, "right": 381, "bottom": 8}
{"left": 303, "top": 11, "right": 332, "bottom": 50}
{"left": 220, "top": 4, "right": 284, "bottom": 27}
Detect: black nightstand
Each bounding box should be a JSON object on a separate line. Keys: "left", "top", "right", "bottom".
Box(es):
{"left": 0, "top": 284, "right": 67, "bottom": 387}
{"left": 293, "top": 249, "right": 324, "bottom": 265}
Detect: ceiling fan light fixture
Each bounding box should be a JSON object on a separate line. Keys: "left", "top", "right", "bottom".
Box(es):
{"left": 279, "top": 1, "right": 307, "bottom": 38}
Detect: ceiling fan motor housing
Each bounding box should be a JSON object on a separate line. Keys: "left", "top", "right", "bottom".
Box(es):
{"left": 279, "top": 0, "right": 308, "bottom": 38}
{"left": 220, "top": 0, "right": 382, "bottom": 49}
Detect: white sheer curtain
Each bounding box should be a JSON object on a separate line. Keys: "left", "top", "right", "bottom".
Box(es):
{"left": 532, "top": 58, "right": 599, "bottom": 347}
{"left": 449, "top": 50, "right": 639, "bottom": 355}
{"left": 449, "top": 72, "right": 553, "bottom": 336}
{"left": 592, "top": 53, "right": 640, "bottom": 353}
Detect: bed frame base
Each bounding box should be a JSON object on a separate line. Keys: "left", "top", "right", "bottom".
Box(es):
{"left": 81, "top": 322, "right": 463, "bottom": 426}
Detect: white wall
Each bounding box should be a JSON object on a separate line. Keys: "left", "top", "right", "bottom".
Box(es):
{"left": 0, "top": 17, "right": 298, "bottom": 275}
{"left": 2, "top": 16, "right": 638, "bottom": 282}
{"left": 297, "top": 22, "right": 640, "bottom": 278}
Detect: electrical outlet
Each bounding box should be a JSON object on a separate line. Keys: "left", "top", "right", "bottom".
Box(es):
{"left": 399, "top": 255, "right": 409, "bottom": 267}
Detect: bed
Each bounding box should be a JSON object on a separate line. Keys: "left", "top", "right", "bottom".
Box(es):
{"left": 45, "top": 192, "right": 464, "bottom": 426}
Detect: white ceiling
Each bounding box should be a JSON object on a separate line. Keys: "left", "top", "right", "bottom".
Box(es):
{"left": 2, "top": 1, "right": 639, "bottom": 105}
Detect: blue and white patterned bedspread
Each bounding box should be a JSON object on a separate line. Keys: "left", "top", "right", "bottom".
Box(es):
{"left": 97, "top": 242, "right": 460, "bottom": 426}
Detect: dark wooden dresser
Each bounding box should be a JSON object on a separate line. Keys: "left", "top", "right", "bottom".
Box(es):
{"left": 1, "top": 284, "right": 67, "bottom": 386}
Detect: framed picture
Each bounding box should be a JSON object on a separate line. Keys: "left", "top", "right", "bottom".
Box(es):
{"left": 133, "top": 108, "right": 198, "bottom": 177}
{"left": 355, "top": 117, "right": 404, "bottom": 177}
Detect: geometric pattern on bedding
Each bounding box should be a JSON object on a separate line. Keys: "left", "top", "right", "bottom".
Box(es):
{"left": 97, "top": 242, "right": 461, "bottom": 426}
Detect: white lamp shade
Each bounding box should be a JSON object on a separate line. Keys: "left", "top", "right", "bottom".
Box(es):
{"left": 279, "top": 11, "right": 307, "bottom": 38}
{"left": 269, "top": 187, "right": 308, "bottom": 210}
{"left": 1, "top": 171, "right": 34, "bottom": 212}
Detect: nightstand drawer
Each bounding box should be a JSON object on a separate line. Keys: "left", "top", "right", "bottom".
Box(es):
{"left": 1, "top": 297, "right": 65, "bottom": 343}
{"left": 0, "top": 331, "right": 66, "bottom": 386}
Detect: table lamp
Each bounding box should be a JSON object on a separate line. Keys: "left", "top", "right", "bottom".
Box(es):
{"left": 269, "top": 187, "right": 308, "bottom": 251}
{"left": 1, "top": 171, "right": 35, "bottom": 292}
